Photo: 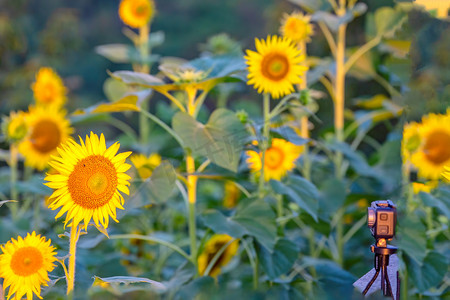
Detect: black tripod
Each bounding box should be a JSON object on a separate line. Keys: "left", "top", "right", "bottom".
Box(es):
{"left": 362, "top": 239, "right": 399, "bottom": 299}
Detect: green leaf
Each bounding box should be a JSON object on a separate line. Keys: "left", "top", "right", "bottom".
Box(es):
{"left": 312, "top": 3, "right": 367, "bottom": 32}
{"left": 103, "top": 77, "right": 130, "bottom": 102}
{"left": 374, "top": 6, "right": 408, "bottom": 38}
{"left": 175, "top": 277, "right": 215, "bottom": 300}
{"left": 187, "top": 55, "right": 246, "bottom": 81}
{"left": 287, "top": 0, "right": 332, "bottom": 13}
{"left": 72, "top": 94, "right": 146, "bottom": 115}
{"left": 420, "top": 191, "right": 450, "bottom": 219}
{"left": 119, "top": 161, "right": 176, "bottom": 218}
{"left": 270, "top": 175, "right": 319, "bottom": 221}
{"left": 16, "top": 176, "right": 52, "bottom": 195}
{"left": 270, "top": 126, "right": 309, "bottom": 146}
{"left": 257, "top": 238, "right": 299, "bottom": 279}
{"left": 111, "top": 70, "right": 165, "bottom": 86}
{"left": 201, "top": 199, "right": 277, "bottom": 251}
{"left": 0, "top": 200, "right": 17, "bottom": 207}
{"left": 92, "top": 276, "right": 166, "bottom": 292}
{"left": 319, "top": 179, "right": 346, "bottom": 218}
{"left": 407, "top": 251, "right": 448, "bottom": 293}
{"left": 397, "top": 217, "right": 427, "bottom": 264}
{"left": 95, "top": 44, "right": 160, "bottom": 64}
{"left": 172, "top": 109, "right": 247, "bottom": 172}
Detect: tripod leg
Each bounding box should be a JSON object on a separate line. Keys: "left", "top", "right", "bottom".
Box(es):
{"left": 396, "top": 271, "right": 401, "bottom": 300}
{"left": 381, "top": 265, "right": 386, "bottom": 295}
{"left": 362, "top": 269, "right": 380, "bottom": 295}
{"left": 383, "top": 266, "right": 393, "bottom": 298}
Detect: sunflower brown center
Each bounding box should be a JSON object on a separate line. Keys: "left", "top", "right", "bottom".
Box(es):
{"left": 30, "top": 119, "right": 61, "bottom": 153}
{"left": 265, "top": 146, "right": 285, "bottom": 169}
{"left": 134, "top": 3, "right": 149, "bottom": 16}
{"left": 261, "top": 52, "right": 290, "bottom": 81}
{"left": 68, "top": 155, "right": 118, "bottom": 209}
{"left": 423, "top": 130, "right": 450, "bottom": 165}
{"left": 41, "top": 82, "right": 57, "bottom": 103}
{"left": 10, "top": 247, "right": 43, "bottom": 276}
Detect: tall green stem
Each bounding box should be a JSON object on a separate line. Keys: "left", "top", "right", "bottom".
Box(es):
{"left": 138, "top": 24, "right": 151, "bottom": 144}
{"left": 258, "top": 94, "right": 270, "bottom": 198}
{"left": 9, "top": 144, "right": 18, "bottom": 219}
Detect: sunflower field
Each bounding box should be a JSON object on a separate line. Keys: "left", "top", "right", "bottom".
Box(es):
{"left": 0, "top": 0, "right": 449, "bottom": 299}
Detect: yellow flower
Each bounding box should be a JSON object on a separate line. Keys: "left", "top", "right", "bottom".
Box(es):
{"left": 1, "top": 111, "right": 28, "bottom": 142}
{"left": 246, "top": 138, "right": 303, "bottom": 181}
{"left": 414, "top": 0, "right": 449, "bottom": 19}
{"left": 0, "top": 232, "right": 57, "bottom": 300}
{"left": 31, "top": 67, "right": 67, "bottom": 108}
{"left": 412, "top": 181, "right": 438, "bottom": 194}
{"left": 45, "top": 132, "right": 132, "bottom": 230}
{"left": 18, "top": 106, "right": 73, "bottom": 170}
{"left": 198, "top": 234, "right": 239, "bottom": 278}
{"left": 280, "top": 12, "right": 314, "bottom": 43}
{"left": 130, "top": 153, "right": 162, "bottom": 179}
{"left": 442, "top": 166, "right": 450, "bottom": 181}
{"left": 245, "top": 35, "right": 308, "bottom": 99}
{"left": 411, "top": 111, "right": 450, "bottom": 180}
{"left": 223, "top": 181, "right": 240, "bottom": 209}
{"left": 119, "top": 0, "right": 155, "bottom": 29}
{"left": 402, "top": 122, "right": 421, "bottom": 163}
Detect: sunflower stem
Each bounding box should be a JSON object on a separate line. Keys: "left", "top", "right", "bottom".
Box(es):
{"left": 258, "top": 94, "right": 270, "bottom": 199}
{"left": 67, "top": 224, "right": 80, "bottom": 296}
{"left": 137, "top": 24, "right": 151, "bottom": 144}
{"left": 8, "top": 144, "right": 19, "bottom": 220}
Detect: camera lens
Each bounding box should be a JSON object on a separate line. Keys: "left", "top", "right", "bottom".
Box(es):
{"left": 367, "top": 208, "right": 376, "bottom": 227}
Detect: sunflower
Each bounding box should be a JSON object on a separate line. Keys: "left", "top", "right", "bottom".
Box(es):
{"left": 198, "top": 234, "right": 239, "bottom": 278}
{"left": 401, "top": 121, "right": 421, "bottom": 163}
{"left": 45, "top": 132, "right": 132, "bottom": 230}
{"left": 18, "top": 106, "right": 73, "bottom": 170}
{"left": 119, "top": 0, "right": 155, "bottom": 29}
{"left": 442, "top": 166, "right": 450, "bottom": 181}
{"left": 245, "top": 35, "right": 307, "bottom": 99}
{"left": 412, "top": 181, "right": 438, "bottom": 194}
{"left": 31, "top": 67, "right": 67, "bottom": 108}
{"left": 414, "top": 0, "right": 449, "bottom": 19}
{"left": 1, "top": 110, "right": 28, "bottom": 143}
{"left": 411, "top": 112, "right": 450, "bottom": 179}
{"left": 246, "top": 138, "right": 303, "bottom": 181}
{"left": 0, "top": 232, "right": 57, "bottom": 300}
{"left": 130, "top": 153, "right": 162, "bottom": 180}
{"left": 223, "top": 180, "right": 240, "bottom": 209}
{"left": 280, "top": 12, "right": 314, "bottom": 43}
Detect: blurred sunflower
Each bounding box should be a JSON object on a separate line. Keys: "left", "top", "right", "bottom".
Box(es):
{"left": 280, "top": 12, "right": 314, "bottom": 43}
{"left": 411, "top": 112, "right": 450, "bottom": 179}
{"left": 0, "top": 232, "right": 57, "bottom": 300}
{"left": 45, "top": 132, "right": 132, "bottom": 230}
{"left": 442, "top": 166, "right": 450, "bottom": 181}
{"left": 223, "top": 180, "right": 240, "bottom": 209}
{"left": 119, "top": 0, "right": 155, "bottom": 28}
{"left": 401, "top": 121, "right": 421, "bottom": 163}
{"left": 246, "top": 138, "right": 303, "bottom": 181}
{"left": 414, "top": 0, "right": 449, "bottom": 19}
{"left": 31, "top": 67, "right": 67, "bottom": 108}
{"left": 1, "top": 110, "right": 28, "bottom": 143}
{"left": 130, "top": 153, "right": 162, "bottom": 180}
{"left": 18, "top": 106, "right": 73, "bottom": 170}
{"left": 245, "top": 35, "right": 307, "bottom": 99}
{"left": 198, "top": 234, "right": 239, "bottom": 277}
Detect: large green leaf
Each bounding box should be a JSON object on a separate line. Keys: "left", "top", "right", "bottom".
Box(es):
{"left": 270, "top": 175, "right": 319, "bottom": 221}
{"left": 311, "top": 3, "right": 367, "bottom": 32}
{"left": 270, "top": 126, "right": 309, "bottom": 146}
{"left": 407, "top": 251, "right": 448, "bottom": 293}
{"left": 119, "top": 161, "right": 176, "bottom": 218}
{"left": 420, "top": 191, "right": 450, "bottom": 219}
{"left": 318, "top": 179, "right": 346, "bottom": 218}
{"left": 374, "top": 6, "right": 408, "bottom": 38}
{"left": 287, "top": 0, "right": 332, "bottom": 13}
{"left": 95, "top": 44, "right": 160, "bottom": 64}
{"left": 201, "top": 199, "right": 277, "bottom": 251}
{"left": 172, "top": 108, "right": 247, "bottom": 172}
{"left": 397, "top": 217, "right": 427, "bottom": 264}
{"left": 92, "top": 276, "right": 166, "bottom": 293}
{"left": 257, "top": 238, "right": 299, "bottom": 279}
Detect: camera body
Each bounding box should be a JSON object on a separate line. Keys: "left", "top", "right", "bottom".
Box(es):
{"left": 367, "top": 200, "right": 397, "bottom": 241}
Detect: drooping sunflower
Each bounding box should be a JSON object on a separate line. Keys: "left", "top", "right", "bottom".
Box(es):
{"left": 1, "top": 110, "right": 28, "bottom": 143}
{"left": 130, "top": 153, "right": 162, "bottom": 180}
{"left": 245, "top": 35, "right": 308, "bottom": 99}
{"left": 223, "top": 180, "right": 240, "bottom": 209}
{"left": 198, "top": 234, "right": 239, "bottom": 278}
{"left": 0, "top": 232, "right": 57, "bottom": 300}
{"left": 246, "top": 138, "right": 303, "bottom": 181}
{"left": 45, "top": 132, "right": 132, "bottom": 230}
{"left": 119, "top": 0, "right": 155, "bottom": 29}
{"left": 280, "top": 12, "right": 314, "bottom": 43}
{"left": 31, "top": 67, "right": 67, "bottom": 108}
{"left": 18, "top": 106, "right": 73, "bottom": 170}
{"left": 411, "top": 112, "right": 450, "bottom": 179}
